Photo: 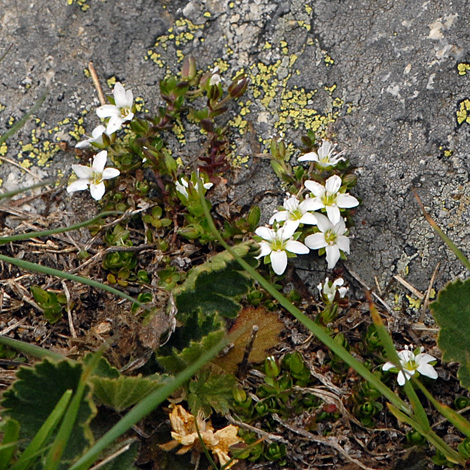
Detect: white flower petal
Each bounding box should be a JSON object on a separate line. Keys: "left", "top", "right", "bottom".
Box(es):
{"left": 417, "top": 363, "right": 438, "bottom": 380}
{"left": 282, "top": 219, "right": 300, "bottom": 233}
{"left": 314, "top": 213, "right": 333, "bottom": 232}
{"left": 304, "top": 180, "right": 325, "bottom": 197}
{"left": 336, "top": 236, "right": 350, "bottom": 254}
{"left": 285, "top": 240, "right": 309, "bottom": 255}
{"left": 93, "top": 151, "right": 108, "bottom": 173}
{"left": 279, "top": 223, "right": 296, "bottom": 240}
{"left": 298, "top": 212, "right": 318, "bottom": 225}
{"left": 102, "top": 168, "right": 120, "bottom": 180}
{"left": 106, "top": 116, "right": 124, "bottom": 135}
{"left": 270, "top": 211, "right": 288, "bottom": 224}
{"left": 326, "top": 206, "right": 341, "bottom": 225}
{"left": 300, "top": 199, "right": 324, "bottom": 212}
{"left": 337, "top": 193, "right": 359, "bottom": 209}
{"left": 397, "top": 371, "right": 408, "bottom": 386}
{"left": 416, "top": 353, "right": 436, "bottom": 364}
{"left": 382, "top": 361, "right": 395, "bottom": 372}
{"left": 298, "top": 151, "right": 318, "bottom": 162}
{"left": 90, "top": 182, "right": 106, "bottom": 200}
{"left": 325, "top": 245, "right": 341, "bottom": 269}
{"left": 67, "top": 179, "right": 89, "bottom": 193}
{"left": 270, "top": 250, "right": 288, "bottom": 275}
{"left": 304, "top": 233, "right": 327, "bottom": 250}
{"left": 113, "top": 83, "right": 127, "bottom": 107}
{"left": 256, "top": 241, "right": 272, "bottom": 258}
{"left": 96, "top": 105, "right": 120, "bottom": 119}
{"left": 325, "top": 175, "right": 342, "bottom": 194}
{"left": 72, "top": 164, "right": 93, "bottom": 179}
{"left": 255, "top": 226, "right": 274, "bottom": 241}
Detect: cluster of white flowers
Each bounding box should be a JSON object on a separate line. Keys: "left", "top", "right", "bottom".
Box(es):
{"left": 68, "top": 82, "right": 134, "bottom": 200}
{"left": 255, "top": 140, "right": 359, "bottom": 275}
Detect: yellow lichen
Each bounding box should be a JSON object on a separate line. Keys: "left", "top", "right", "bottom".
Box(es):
{"left": 456, "top": 99, "right": 470, "bottom": 125}
{"left": 457, "top": 63, "right": 470, "bottom": 76}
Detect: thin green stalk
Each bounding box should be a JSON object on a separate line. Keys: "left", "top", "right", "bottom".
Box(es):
{"left": 0, "top": 336, "right": 64, "bottom": 361}
{"left": 44, "top": 350, "right": 104, "bottom": 470}
{"left": 0, "top": 92, "right": 48, "bottom": 147}
{"left": 0, "top": 180, "right": 54, "bottom": 201}
{"left": 12, "top": 390, "right": 73, "bottom": 470}
{"left": 414, "top": 190, "right": 470, "bottom": 272}
{"left": 0, "top": 254, "right": 146, "bottom": 309}
{"left": 69, "top": 336, "right": 229, "bottom": 470}
{"left": 367, "top": 294, "right": 430, "bottom": 432}
{"left": 0, "top": 211, "right": 123, "bottom": 244}
{"left": 388, "top": 404, "right": 463, "bottom": 463}
{"left": 196, "top": 183, "right": 410, "bottom": 414}
{"left": 414, "top": 378, "right": 470, "bottom": 439}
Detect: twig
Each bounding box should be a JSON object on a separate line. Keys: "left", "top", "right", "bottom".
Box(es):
{"left": 225, "top": 415, "right": 288, "bottom": 443}
{"left": 88, "top": 443, "right": 132, "bottom": 470}
{"left": 345, "top": 267, "right": 394, "bottom": 315}
{"left": 237, "top": 325, "right": 258, "bottom": 378}
{"left": 393, "top": 275, "right": 424, "bottom": 299}
{"left": 88, "top": 61, "right": 106, "bottom": 106}
{"left": 61, "top": 281, "right": 77, "bottom": 338}
{"left": 0, "top": 156, "right": 43, "bottom": 179}
{"left": 0, "top": 318, "right": 27, "bottom": 336}
{"left": 420, "top": 262, "right": 440, "bottom": 322}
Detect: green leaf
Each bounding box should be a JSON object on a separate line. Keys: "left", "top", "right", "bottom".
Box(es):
{"left": 174, "top": 241, "right": 257, "bottom": 320}
{"left": 430, "top": 278, "right": 470, "bottom": 389}
{"left": 188, "top": 369, "right": 236, "bottom": 417}
{"left": 157, "top": 311, "right": 226, "bottom": 374}
{"left": 1, "top": 359, "right": 96, "bottom": 465}
{"left": 91, "top": 375, "right": 166, "bottom": 412}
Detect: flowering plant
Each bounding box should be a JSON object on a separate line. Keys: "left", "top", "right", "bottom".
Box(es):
{"left": 382, "top": 345, "right": 438, "bottom": 386}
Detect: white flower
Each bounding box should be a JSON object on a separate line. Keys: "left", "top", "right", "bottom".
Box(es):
{"left": 75, "top": 125, "right": 108, "bottom": 149}
{"left": 209, "top": 66, "right": 222, "bottom": 87}
{"left": 175, "top": 177, "right": 190, "bottom": 199}
{"left": 304, "top": 213, "right": 350, "bottom": 269}
{"left": 175, "top": 176, "right": 213, "bottom": 200}
{"left": 269, "top": 195, "right": 318, "bottom": 232}
{"left": 67, "top": 150, "right": 120, "bottom": 200}
{"left": 255, "top": 224, "right": 309, "bottom": 275}
{"left": 298, "top": 140, "right": 346, "bottom": 167}
{"left": 96, "top": 82, "right": 134, "bottom": 135}
{"left": 382, "top": 346, "right": 438, "bottom": 386}
{"left": 303, "top": 175, "right": 359, "bottom": 225}
{"left": 317, "top": 277, "right": 348, "bottom": 303}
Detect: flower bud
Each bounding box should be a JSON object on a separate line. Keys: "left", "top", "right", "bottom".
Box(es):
{"left": 265, "top": 356, "right": 281, "bottom": 378}
{"left": 228, "top": 75, "right": 249, "bottom": 98}
{"left": 181, "top": 56, "right": 196, "bottom": 80}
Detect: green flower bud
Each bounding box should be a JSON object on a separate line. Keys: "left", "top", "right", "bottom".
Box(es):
{"left": 265, "top": 356, "right": 281, "bottom": 378}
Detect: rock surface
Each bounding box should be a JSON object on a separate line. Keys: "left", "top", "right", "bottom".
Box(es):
{"left": 1, "top": 0, "right": 469, "bottom": 299}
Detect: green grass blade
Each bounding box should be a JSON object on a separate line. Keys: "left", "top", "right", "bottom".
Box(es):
{"left": 0, "top": 211, "right": 123, "bottom": 244}
{"left": 0, "top": 254, "right": 146, "bottom": 309}
{"left": 11, "top": 390, "right": 73, "bottom": 470}
{"left": 367, "top": 293, "right": 430, "bottom": 431}
{"left": 414, "top": 378, "right": 470, "bottom": 439}
{"left": 0, "top": 419, "right": 20, "bottom": 470}
{"left": 0, "top": 180, "right": 54, "bottom": 201}
{"left": 44, "top": 351, "right": 103, "bottom": 470}
{"left": 0, "top": 336, "right": 64, "bottom": 360}
{"left": 387, "top": 403, "right": 463, "bottom": 463}
{"left": 0, "top": 92, "right": 48, "bottom": 148}
{"left": 414, "top": 191, "right": 470, "bottom": 272}
{"left": 69, "top": 336, "right": 229, "bottom": 470}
